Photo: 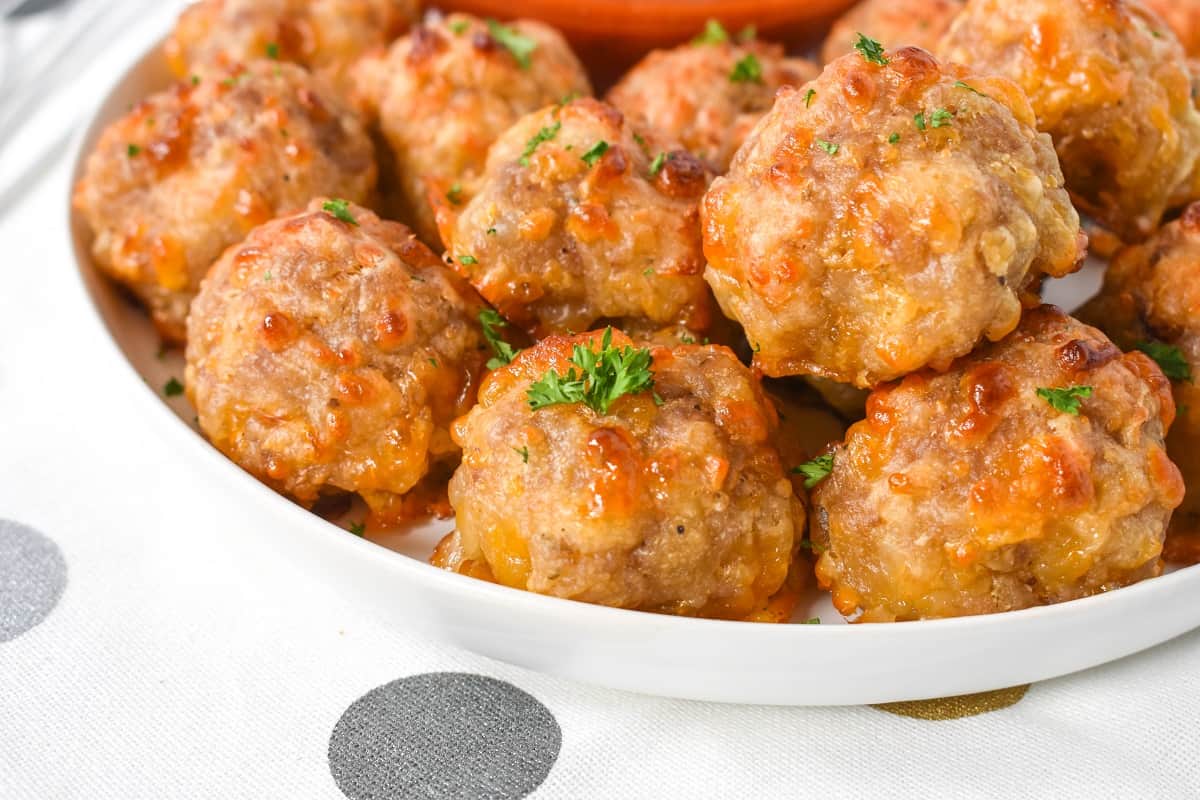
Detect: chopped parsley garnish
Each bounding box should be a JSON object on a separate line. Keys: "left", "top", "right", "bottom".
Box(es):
{"left": 854, "top": 33, "right": 889, "bottom": 65}
{"left": 526, "top": 328, "right": 656, "bottom": 415}
{"left": 649, "top": 152, "right": 667, "bottom": 176}
{"left": 266, "top": 42, "right": 280, "bottom": 60}
{"left": 792, "top": 453, "right": 834, "bottom": 489}
{"left": 642, "top": 267, "right": 655, "bottom": 276}
{"left": 348, "top": 521, "right": 366, "bottom": 537}
{"left": 190, "top": 74, "right": 201, "bottom": 85}
{"left": 428, "top": 357, "right": 439, "bottom": 367}
{"left": 322, "top": 198, "right": 358, "bottom": 225}
{"left": 520, "top": 121, "right": 561, "bottom": 166}
{"left": 486, "top": 19, "right": 537, "bottom": 69}
{"left": 738, "top": 24, "right": 757, "bottom": 42}
{"left": 954, "top": 80, "right": 988, "bottom": 97}
{"left": 930, "top": 108, "right": 954, "bottom": 128}
{"left": 264, "top": 270, "right": 272, "bottom": 282}
{"left": 514, "top": 446, "right": 529, "bottom": 463}
{"left": 580, "top": 140, "right": 609, "bottom": 167}
{"left": 803, "top": 617, "right": 822, "bottom": 625}
{"left": 730, "top": 53, "right": 763, "bottom": 84}
{"left": 815, "top": 139, "right": 839, "bottom": 155}
{"left": 888, "top": 132, "right": 901, "bottom": 144}
{"left": 486, "top": 227, "right": 497, "bottom": 235}
{"left": 1137, "top": 341, "right": 1193, "bottom": 382}
{"left": 693, "top": 19, "right": 729, "bottom": 45}
{"left": 1037, "top": 385, "right": 1094, "bottom": 416}
{"left": 804, "top": 88, "right": 816, "bottom": 108}
{"left": 479, "top": 309, "right": 518, "bottom": 369}
{"left": 163, "top": 377, "right": 184, "bottom": 397}
{"left": 458, "top": 255, "right": 478, "bottom": 265}
{"left": 914, "top": 112, "right": 928, "bottom": 131}
{"left": 127, "top": 144, "right": 141, "bottom": 157}
{"left": 449, "top": 19, "right": 469, "bottom": 35}
{"left": 446, "top": 183, "right": 463, "bottom": 205}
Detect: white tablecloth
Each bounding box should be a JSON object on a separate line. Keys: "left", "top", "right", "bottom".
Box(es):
{"left": 1, "top": 3, "right": 1199, "bottom": 798}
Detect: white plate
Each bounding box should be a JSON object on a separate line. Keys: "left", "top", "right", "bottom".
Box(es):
{"left": 66, "top": 42, "right": 1200, "bottom": 706}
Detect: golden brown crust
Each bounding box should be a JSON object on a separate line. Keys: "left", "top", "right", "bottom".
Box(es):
{"left": 353, "top": 13, "right": 592, "bottom": 244}
{"left": 440, "top": 97, "right": 714, "bottom": 338}
{"left": 73, "top": 61, "right": 376, "bottom": 342}
{"left": 701, "top": 46, "right": 1082, "bottom": 388}
{"left": 811, "top": 307, "right": 1184, "bottom": 622}
{"left": 821, "top": 0, "right": 964, "bottom": 64}
{"left": 939, "top": 0, "right": 1200, "bottom": 242}
{"left": 165, "top": 0, "right": 416, "bottom": 96}
{"left": 607, "top": 38, "right": 818, "bottom": 173}
{"left": 186, "top": 199, "right": 488, "bottom": 522}
{"left": 1146, "top": 0, "right": 1200, "bottom": 57}
{"left": 444, "top": 331, "right": 805, "bottom": 619}
{"left": 1079, "top": 203, "right": 1200, "bottom": 564}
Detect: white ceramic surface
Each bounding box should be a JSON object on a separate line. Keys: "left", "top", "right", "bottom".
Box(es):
{"left": 66, "top": 42, "right": 1200, "bottom": 706}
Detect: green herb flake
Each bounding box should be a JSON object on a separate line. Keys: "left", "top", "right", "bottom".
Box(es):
{"left": 914, "top": 112, "right": 927, "bottom": 131}
{"left": 815, "top": 139, "right": 839, "bottom": 155}
{"left": 322, "top": 198, "right": 358, "bottom": 225}
{"left": 930, "top": 108, "right": 954, "bottom": 128}
{"left": 693, "top": 19, "right": 729, "bottom": 45}
{"left": 514, "top": 446, "right": 530, "bottom": 463}
{"left": 642, "top": 267, "right": 655, "bottom": 276}
{"left": 803, "top": 617, "right": 822, "bottom": 625}
{"left": 428, "top": 357, "right": 439, "bottom": 368}
{"left": 486, "top": 227, "right": 497, "bottom": 235}
{"left": 479, "top": 309, "right": 519, "bottom": 369}
{"left": 348, "top": 521, "right": 366, "bottom": 537}
{"left": 792, "top": 452, "right": 834, "bottom": 489}
{"left": 954, "top": 80, "right": 988, "bottom": 97}
{"left": 459, "top": 255, "right": 478, "bottom": 265}
{"left": 888, "top": 132, "right": 901, "bottom": 144}
{"left": 737, "top": 24, "right": 757, "bottom": 43}
{"left": 519, "top": 121, "right": 561, "bottom": 166}
{"left": 190, "top": 74, "right": 201, "bottom": 85}
{"left": 580, "top": 140, "right": 610, "bottom": 167}
{"left": 266, "top": 42, "right": 280, "bottom": 60}
{"left": 804, "top": 88, "right": 816, "bottom": 108}
{"left": 163, "top": 377, "right": 184, "bottom": 397}
{"left": 126, "top": 144, "right": 141, "bottom": 157}
{"left": 649, "top": 152, "right": 667, "bottom": 176}
{"left": 526, "top": 328, "right": 656, "bottom": 415}
{"left": 446, "top": 183, "right": 464, "bottom": 205}
{"left": 854, "top": 33, "right": 889, "bottom": 66}
{"left": 449, "top": 19, "right": 469, "bottom": 35}
{"left": 1136, "top": 341, "right": 1193, "bottom": 382}
{"left": 1037, "top": 385, "right": 1094, "bottom": 416}
{"left": 729, "top": 53, "right": 763, "bottom": 84}
{"left": 486, "top": 19, "right": 537, "bottom": 69}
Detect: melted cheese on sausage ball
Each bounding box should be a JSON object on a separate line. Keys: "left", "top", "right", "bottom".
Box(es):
{"left": 811, "top": 307, "right": 1184, "bottom": 622}
{"left": 74, "top": 61, "right": 376, "bottom": 343}
{"left": 441, "top": 330, "right": 804, "bottom": 620}
{"left": 186, "top": 200, "right": 488, "bottom": 524}
{"left": 439, "top": 97, "right": 714, "bottom": 338}
{"left": 940, "top": 0, "right": 1200, "bottom": 242}
{"left": 821, "top": 0, "right": 963, "bottom": 65}
{"left": 702, "top": 46, "right": 1083, "bottom": 389}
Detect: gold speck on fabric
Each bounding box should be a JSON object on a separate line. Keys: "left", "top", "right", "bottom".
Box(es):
{"left": 873, "top": 685, "right": 1030, "bottom": 720}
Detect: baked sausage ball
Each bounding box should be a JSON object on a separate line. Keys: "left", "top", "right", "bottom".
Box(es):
{"left": 1146, "top": 0, "right": 1200, "bottom": 57}
{"left": 702, "top": 46, "right": 1083, "bottom": 389}
{"left": 820, "top": 0, "right": 963, "bottom": 65}
{"left": 607, "top": 36, "right": 818, "bottom": 173}
{"left": 354, "top": 13, "right": 592, "bottom": 244}
{"left": 811, "top": 307, "right": 1184, "bottom": 622}
{"left": 1079, "top": 203, "right": 1200, "bottom": 565}
{"left": 939, "top": 0, "right": 1200, "bottom": 243}
{"left": 439, "top": 330, "right": 805, "bottom": 619}
{"left": 186, "top": 199, "right": 488, "bottom": 523}
{"left": 439, "top": 97, "right": 714, "bottom": 338}
{"left": 165, "top": 0, "right": 416, "bottom": 95}
{"left": 74, "top": 61, "right": 376, "bottom": 342}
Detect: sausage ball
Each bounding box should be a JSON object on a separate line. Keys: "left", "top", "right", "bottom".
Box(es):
{"left": 702, "top": 46, "right": 1083, "bottom": 389}
{"left": 1079, "top": 203, "right": 1200, "bottom": 565}
{"left": 439, "top": 330, "right": 805, "bottom": 619}
{"left": 165, "top": 0, "right": 416, "bottom": 95}
{"left": 1146, "top": 0, "right": 1200, "bottom": 57}
{"left": 811, "top": 307, "right": 1184, "bottom": 622}
{"left": 73, "top": 61, "right": 376, "bottom": 342}
{"left": 439, "top": 97, "right": 714, "bottom": 338}
{"left": 186, "top": 199, "right": 488, "bottom": 522}
{"left": 820, "top": 0, "right": 963, "bottom": 64}
{"left": 939, "top": 0, "right": 1200, "bottom": 242}
{"left": 607, "top": 37, "right": 818, "bottom": 173}
{"left": 354, "top": 13, "right": 592, "bottom": 244}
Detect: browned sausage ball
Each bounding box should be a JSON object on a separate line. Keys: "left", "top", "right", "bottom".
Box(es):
{"left": 165, "top": 0, "right": 416, "bottom": 95}
{"left": 354, "top": 13, "right": 592, "bottom": 244}
{"left": 439, "top": 97, "right": 714, "bottom": 338}
{"left": 607, "top": 37, "right": 818, "bottom": 173}
{"left": 939, "top": 0, "right": 1200, "bottom": 243}
{"left": 702, "top": 46, "right": 1083, "bottom": 389}
{"left": 811, "top": 307, "right": 1184, "bottom": 622}
{"left": 438, "top": 330, "right": 805, "bottom": 619}
{"left": 1146, "top": 0, "right": 1200, "bottom": 57}
{"left": 186, "top": 199, "right": 488, "bottom": 524}
{"left": 820, "top": 0, "right": 963, "bottom": 64}
{"left": 1079, "top": 203, "right": 1200, "bottom": 565}
{"left": 73, "top": 61, "right": 376, "bottom": 343}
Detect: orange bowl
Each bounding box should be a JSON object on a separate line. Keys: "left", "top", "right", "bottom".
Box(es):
{"left": 439, "top": 0, "right": 855, "bottom": 86}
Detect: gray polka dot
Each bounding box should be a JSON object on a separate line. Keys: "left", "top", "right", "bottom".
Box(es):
{"left": 0, "top": 519, "right": 66, "bottom": 643}
{"left": 329, "top": 672, "right": 561, "bottom": 800}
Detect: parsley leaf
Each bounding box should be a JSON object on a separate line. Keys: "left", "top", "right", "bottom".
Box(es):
{"left": 449, "top": 19, "right": 469, "bottom": 35}
{"left": 581, "top": 140, "right": 609, "bottom": 167}
{"left": 514, "top": 446, "right": 529, "bottom": 463}
{"left": 802, "top": 617, "right": 822, "bottom": 625}
{"left": 458, "top": 254, "right": 478, "bottom": 265}
{"left": 914, "top": 112, "right": 927, "bottom": 131}
{"left": 854, "top": 33, "right": 889, "bottom": 65}
{"left": 954, "top": 80, "right": 988, "bottom": 97}
{"left": 1137, "top": 341, "right": 1193, "bottom": 382}
{"left": 486, "top": 19, "right": 537, "bottom": 69}
{"left": 163, "top": 377, "right": 184, "bottom": 397}
{"left": 479, "top": 309, "right": 518, "bottom": 369}
{"left": 815, "top": 139, "right": 839, "bottom": 155}
{"left": 1037, "top": 385, "right": 1094, "bottom": 415}
{"left": 520, "top": 121, "right": 561, "bottom": 166}
{"left": 127, "top": 144, "right": 141, "bottom": 157}
{"left": 266, "top": 42, "right": 280, "bottom": 60}
{"left": 792, "top": 453, "right": 834, "bottom": 489}
{"left": 322, "top": 198, "right": 358, "bottom": 225}
{"left": 348, "top": 521, "right": 366, "bottom": 537}
{"left": 446, "top": 183, "right": 463, "bottom": 205}
{"left": 930, "top": 108, "right": 954, "bottom": 128}
{"left": 693, "top": 19, "right": 729, "bottom": 45}
{"left": 804, "top": 88, "right": 816, "bottom": 108}
{"left": 730, "top": 53, "right": 763, "bottom": 84}
{"left": 526, "top": 328, "right": 656, "bottom": 415}
{"left": 738, "top": 24, "right": 757, "bottom": 43}
{"left": 649, "top": 152, "right": 667, "bottom": 176}
{"left": 888, "top": 132, "right": 901, "bottom": 144}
